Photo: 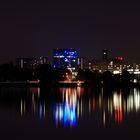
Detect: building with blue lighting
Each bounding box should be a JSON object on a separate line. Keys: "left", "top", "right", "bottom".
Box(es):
{"left": 53, "top": 48, "right": 78, "bottom": 71}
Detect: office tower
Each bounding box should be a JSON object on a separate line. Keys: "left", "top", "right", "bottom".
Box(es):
{"left": 53, "top": 48, "right": 78, "bottom": 71}
{"left": 102, "top": 49, "right": 108, "bottom": 62}
{"left": 77, "top": 57, "right": 84, "bottom": 69}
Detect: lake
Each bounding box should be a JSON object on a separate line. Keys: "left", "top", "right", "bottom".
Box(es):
{"left": 0, "top": 86, "right": 140, "bottom": 140}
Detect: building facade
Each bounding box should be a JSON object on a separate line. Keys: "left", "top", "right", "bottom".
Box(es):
{"left": 102, "top": 49, "right": 108, "bottom": 62}
{"left": 53, "top": 48, "right": 78, "bottom": 71}
{"left": 16, "top": 57, "right": 48, "bottom": 68}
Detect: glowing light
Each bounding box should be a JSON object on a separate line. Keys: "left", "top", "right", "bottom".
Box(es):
{"left": 113, "top": 93, "right": 123, "bottom": 123}
{"left": 127, "top": 95, "right": 134, "bottom": 113}
{"left": 134, "top": 79, "right": 137, "bottom": 83}
{"left": 43, "top": 103, "right": 46, "bottom": 118}
{"left": 134, "top": 71, "right": 140, "bottom": 74}
{"left": 53, "top": 49, "right": 77, "bottom": 71}
{"left": 113, "top": 70, "right": 120, "bottom": 74}
{"left": 89, "top": 99, "right": 91, "bottom": 113}
{"left": 64, "top": 58, "right": 69, "bottom": 62}
{"left": 103, "top": 110, "right": 106, "bottom": 127}
{"left": 39, "top": 103, "right": 43, "bottom": 120}
{"left": 113, "top": 93, "right": 122, "bottom": 110}
{"left": 127, "top": 69, "right": 134, "bottom": 72}
{"left": 134, "top": 89, "right": 140, "bottom": 112}
{"left": 20, "top": 99, "right": 23, "bottom": 116}
{"left": 54, "top": 103, "right": 76, "bottom": 127}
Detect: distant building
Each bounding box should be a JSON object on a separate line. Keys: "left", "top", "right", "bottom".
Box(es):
{"left": 114, "top": 56, "right": 124, "bottom": 63}
{"left": 16, "top": 57, "right": 48, "bottom": 68}
{"left": 91, "top": 59, "right": 108, "bottom": 72}
{"left": 77, "top": 57, "right": 84, "bottom": 69}
{"left": 87, "top": 57, "right": 125, "bottom": 74}
{"left": 53, "top": 48, "right": 78, "bottom": 71}
{"left": 102, "top": 49, "right": 108, "bottom": 62}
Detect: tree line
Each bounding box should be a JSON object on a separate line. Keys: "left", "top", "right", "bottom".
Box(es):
{"left": 0, "top": 62, "right": 135, "bottom": 88}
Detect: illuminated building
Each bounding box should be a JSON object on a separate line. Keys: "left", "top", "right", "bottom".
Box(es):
{"left": 102, "top": 49, "right": 108, "bottom": 62}
{"left": 16, "top": 57, "right": 48, "bottom": 68}
{"left": 89, "top": 59, "right": 108, "bottom": 72}
{"left": 16, "top": 58, "right": 31, "bottom": 68}
{"left": 77, "top": 57, "right": 84, "bottom": 69}
{"left": 53, "top": 48, "right": 78, "bottom": 72}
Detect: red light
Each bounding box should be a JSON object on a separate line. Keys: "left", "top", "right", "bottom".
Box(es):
{"left": 114, "top": 107, "right": 123, "bottom": 124}
{"left": 115, "top": 56, "right": 123, "bottom": 62}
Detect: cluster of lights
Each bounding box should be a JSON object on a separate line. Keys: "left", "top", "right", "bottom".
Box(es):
{"left": 127, "top": 69, "right": 140, "bottom": 74}
{"left": 53, "top": 49, "right": 78, "bottom": 74}
{"left": 53, "top": 88, "right": 82, "bottom": 127}
{"left": 88, "top": 88, "right": 140, "bottom": 125}
{"left": 19, "top": 87, "right": 140, "bottom": 127}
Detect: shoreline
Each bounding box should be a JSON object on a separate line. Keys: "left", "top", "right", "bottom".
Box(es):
{"left": 0, "top": 81, "right": 140, "bottom": 88}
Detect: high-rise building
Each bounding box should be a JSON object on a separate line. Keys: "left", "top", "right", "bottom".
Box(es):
{"left": 102, "top": 49, "right": 108, "bottom": 62}
{"left": 77, "top": 57, "right": 84, "bottom": 69}
{"left": 53, "top": 48, "right": 78, "bottom": 71}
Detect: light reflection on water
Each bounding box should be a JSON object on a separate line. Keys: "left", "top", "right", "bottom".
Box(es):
{"left": 53, "top": 87, "right": 140, "bottom": 127}
{"left": 54, "top": 88, "right": 82, "bottom": 127}
{"left": 0, "top": 87, "right": 140, "bottom": 128}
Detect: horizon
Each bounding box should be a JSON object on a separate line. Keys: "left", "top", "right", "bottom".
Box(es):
{"left": 0, "top": 0, "right": 140, "bottom": 64}
{"left": 1, "top": 48, "right": 140, "bottom": 65}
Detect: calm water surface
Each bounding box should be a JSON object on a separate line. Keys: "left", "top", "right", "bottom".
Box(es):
{"left": 0, "top": 87, "right": 140, "bottom": 140}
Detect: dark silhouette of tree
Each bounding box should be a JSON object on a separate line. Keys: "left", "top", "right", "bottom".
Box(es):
{"left": 77, "top": 69, "right": 101, "bottom": 87}
{"left": 77, "top": 69, "right": 86, "bottom": 81}
{"left": 0, "top": 63, "right": 14, "bottom": 81}
{"left": 121, "top": 70, "right": 131, "bottom": 87}
{"left": 53, "top": 68, "right": 68, "bottom": 81}
{"left": 92, "top": 70, "right": 102, "bottom": 88}
{"left": 13, "top": 67, "right": 32, "bottom": 81}
{"left": 34, "top": 64, "right": 54, "bottom": 85}
{"left": 112, "top": 74, "right": 121, "bottom": 87}
{"left": 102, "top": 71, "right": 113, "bottom": 87}
{"left": 0, "top": 62, "right": 138, "bottom": 90}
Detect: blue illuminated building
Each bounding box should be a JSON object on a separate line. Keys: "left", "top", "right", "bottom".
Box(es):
{"left": 53, "top": 48, "right": 78, "bottom": 71}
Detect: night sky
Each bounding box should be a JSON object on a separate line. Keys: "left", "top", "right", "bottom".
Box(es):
{"left": 0, "top": 0, "right": 140, "bottom": 63}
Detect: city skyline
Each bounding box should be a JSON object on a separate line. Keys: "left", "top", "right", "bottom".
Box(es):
{"left": 1, "top": 1, "right": 140, "bottom": 140}
{"left": 0, "top": 48, "right": 138, "bottom": 65}
{"left": 0, "top": 0, "right": 140, "bottom": 63}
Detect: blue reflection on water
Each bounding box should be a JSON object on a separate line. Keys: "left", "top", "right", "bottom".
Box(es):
{"left": 54, "top": 103, "right": 76, "bottom": 127}
{"left": 38, "top": 103, "right": 43, "bottom": 120}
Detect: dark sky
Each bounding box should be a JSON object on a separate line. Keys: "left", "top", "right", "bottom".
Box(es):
{"left": 0, "top": 0, "right": 140, "bottom": 63}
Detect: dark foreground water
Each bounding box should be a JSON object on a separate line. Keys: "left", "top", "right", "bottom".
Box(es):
{"left": 0, "top": 86, "right": 140, "bottom": 140}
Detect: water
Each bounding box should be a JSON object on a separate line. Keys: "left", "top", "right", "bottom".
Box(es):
{"left": 0, "top": 87, "right": 140, "bottom": 140}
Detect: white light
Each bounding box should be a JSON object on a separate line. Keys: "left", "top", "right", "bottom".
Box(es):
{"left": 53, "top": 55, "right": 64, "bottom": 58}
{"left": 134, "top": 79, "right": 137, "bottom": 83}
{"left": 134, "top": 71, "right": 140, "bottom": 74}
{"left": 135, "top": 69, "right": 139, "bottom": 72}
{"left": 113, "top": 93, "right": 122, "bottom": 110}
{"left": 127, "top": 69, "right": 133, "bottom": 72}
{"left": 113, "top": 70, "right": 120, "bottom": 74}
{"left": 134, "top": 91, "right": 140, "bottom": 112}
